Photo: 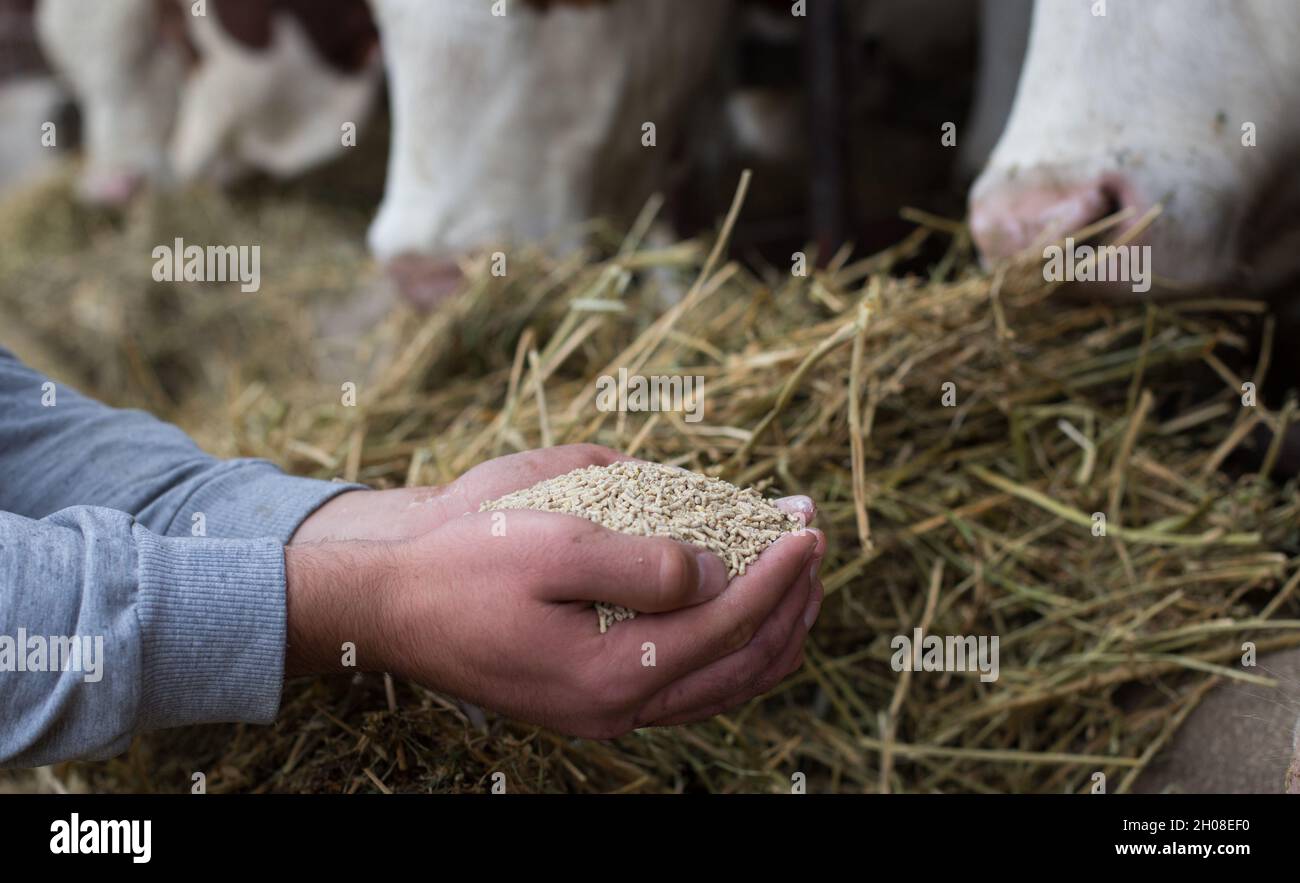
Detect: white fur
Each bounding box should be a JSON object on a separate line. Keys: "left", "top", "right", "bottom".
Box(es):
{"left": 971, "top": 0, "right": 1300, "bottom": 288}
{"left": 36, "top": 0, "right": 182, "bottom": 191}
{"left": 365, "top": 0, "right": 730, "bottom": 262}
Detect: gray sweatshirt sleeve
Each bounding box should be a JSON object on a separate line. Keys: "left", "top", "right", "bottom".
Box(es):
{"left": 0, "top": 348, "right": 364, "bottom": 767}
{"left": 0, "top": 347, "right": 361, "bottom": 541}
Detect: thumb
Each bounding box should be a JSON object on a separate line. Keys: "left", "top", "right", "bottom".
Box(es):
{"left": 522, "top": 514, "right": 731, "bottom": 613}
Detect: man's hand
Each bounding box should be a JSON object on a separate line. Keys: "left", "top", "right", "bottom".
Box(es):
{"left": 284, "top": 444, "right": 825, "bottom": 738}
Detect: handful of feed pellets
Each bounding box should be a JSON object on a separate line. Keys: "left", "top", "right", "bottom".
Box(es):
{"left": 480, "top": 460, "right": 805, "bottom": 632}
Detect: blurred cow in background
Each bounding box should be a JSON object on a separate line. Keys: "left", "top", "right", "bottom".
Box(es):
{"left": 33, "top": 0, "right": 381, "bottom": 205}
{"left": 969, "top": 0, "right": 1300, "bottom": 296}
{"left": 0, "top": 0, "right": 65, "bottom": 200}
{"left": 169, "top": 0, "right": 381, "bottom": 185}
{"left": 967, "top": 0, "right": 1300, "bottom": 477}
{"left": 366, "top": 0, "right": 732, "bottom": 309}
{"left": 35, "top": 0, "right": 185, "bottom": 204}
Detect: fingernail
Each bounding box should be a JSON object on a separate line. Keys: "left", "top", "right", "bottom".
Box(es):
{"left": 695, "top": 550, "right": 729, "bottom": 600}
{"left": 805, "top": 541, "right": 825, "bottom": 630}
{"left": 775, "top": 495, "right": 814, "bottom": 516}
{"left": 803, "top": 583, "right": 824, "bottom": 630}
{"left": 807, "top": 528, "right": 827, "bottom": 558}
{"left": 809, "top": 559, "right": 823, "bottom": 584}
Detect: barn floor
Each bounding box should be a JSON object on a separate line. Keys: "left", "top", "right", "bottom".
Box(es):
{"left": 2, "top": 158, "right": 1298, "bottom": 794}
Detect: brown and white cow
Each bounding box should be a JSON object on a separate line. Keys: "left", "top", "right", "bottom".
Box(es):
{"left": 170, "top": 0, "right": 381, "bottom": 184}
{"left": 34, "top": 0, "right": 381, "bottom": 205}
{"left": 969, "top": 0, "right": 1300, "bottom": 296}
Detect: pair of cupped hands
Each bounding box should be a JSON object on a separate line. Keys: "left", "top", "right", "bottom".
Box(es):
{"left": 285, "top": 444, "right": 825, "bottom": 739}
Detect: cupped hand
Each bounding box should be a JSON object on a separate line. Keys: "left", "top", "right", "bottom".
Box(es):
{"left": 285, "top": 497, "right": 825, "bottom": 738}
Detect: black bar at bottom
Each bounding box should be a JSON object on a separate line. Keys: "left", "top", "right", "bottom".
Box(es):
{"left": 0, "top": 793, "right": 1285, "bottom": 868}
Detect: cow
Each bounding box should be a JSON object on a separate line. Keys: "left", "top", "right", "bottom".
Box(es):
{"left": 0, "top": 0, "right": 66, "bottom": 201}
{"left": 34, "top": 0, "right": 185, "bottom": 204}
{"left": 33, "top": 0, "right": 381, "bottom": 205}
{"left": 365, "top": 0, "right": 732, "bottom": 310}
{"left": 968, "top": 0, "right": 1300, "bottom": 297}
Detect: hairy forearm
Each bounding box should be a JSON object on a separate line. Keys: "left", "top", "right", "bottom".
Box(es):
{"left": 283, "top": 540, "right": 397, "bottom": 678}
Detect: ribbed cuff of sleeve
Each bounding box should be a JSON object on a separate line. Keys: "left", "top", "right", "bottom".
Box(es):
{"left": 133, "top": 527, "right": 289, "bottom": 730}
{"left": 169, "top": 461, "right": 366, "bottom": 543}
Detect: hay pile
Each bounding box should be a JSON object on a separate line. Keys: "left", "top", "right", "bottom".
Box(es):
{"left": 1, "top": 170, "right": 1298, "bottom": 794}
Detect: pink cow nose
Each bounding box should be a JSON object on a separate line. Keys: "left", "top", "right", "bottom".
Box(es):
{"left": 386, "top": 253, "right": 466, "bottom": 312}
{"left": 970, "top": 177, "right": 1127, "bottom": 263}
{"left": 79, "top": 171, "right": 144, "bottom": 208}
